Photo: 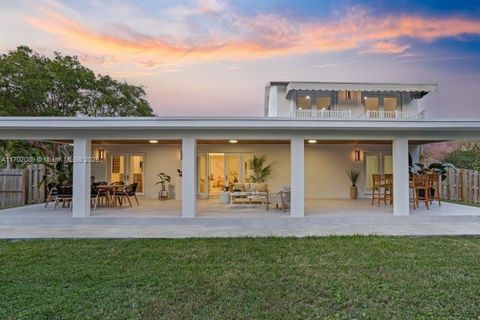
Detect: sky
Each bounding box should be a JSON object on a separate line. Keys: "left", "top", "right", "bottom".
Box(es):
{"left": 1, "top": 0, "right": 480, "bottom": 118}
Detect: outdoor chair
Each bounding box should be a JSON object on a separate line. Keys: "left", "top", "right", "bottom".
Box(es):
{"left": 114, "top": 183, "right": 139, "bottom": 208}
{"left": 90, "top": 185, "right": 106, "bottom": 211}
{"left": 54, "top": 185, "right": 73, "bottom": 211}
{"left": 384, "top": 174, "right": 393, "bottom": 205}
{"left": 371, "top": 174, "right": 385, "bottom": 206}
{"left": 45, "top": 183, "right": 58, "bottom": 208}
{"left": 412, "top": 175, "right": 430, "bottom": 210}
{"left": 428, "top": 173, "right": 441, "bottom": 206}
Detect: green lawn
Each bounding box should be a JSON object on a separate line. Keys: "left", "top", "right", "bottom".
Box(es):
{"left": 1, "top": 237, "right": 479, "bottom": 319}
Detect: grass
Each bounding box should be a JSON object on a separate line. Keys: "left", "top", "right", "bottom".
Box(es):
{"left": 1, "top": 237, "right": 480, "bottom": 319}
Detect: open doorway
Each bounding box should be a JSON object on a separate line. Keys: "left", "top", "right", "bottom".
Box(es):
{"left": 197, "top": 152, "right": 253, "bottom": 198}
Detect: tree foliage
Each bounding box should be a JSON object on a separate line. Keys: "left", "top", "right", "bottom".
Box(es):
{"left": 442, "top": 149, "right": 480, "bottom": 171}
{"left": 0, "top": 46, "right": 154, "bottom": 116}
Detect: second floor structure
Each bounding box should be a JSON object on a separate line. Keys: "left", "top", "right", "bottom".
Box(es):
{"left": 265, "top": 81, "right": 437, "bottom": 120}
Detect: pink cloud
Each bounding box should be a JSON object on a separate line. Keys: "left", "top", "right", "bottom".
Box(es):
{"left": 23, "top": 2, "right": 480, "bottom": 67}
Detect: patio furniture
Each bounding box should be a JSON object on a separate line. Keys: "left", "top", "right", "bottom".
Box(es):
{"left": 114, "top": 183, "right": 139, "bottom": 207}
{"left": 219, "top": 191, "right": 230, "bottom": 204}
{"left": 45, "top": 183, "right": 58, "bottom": 208}
{"left": 54, "top": 185, "right": 72, "bottom": 211}
{"left": 412, "top": 175, "right": 430, "bottom": 210}
{"left": 428, "top": 173, "right": 441, "bottom": 206}
{"left": 247, "top": 194, "right": 268, "bottom": 210}
{"left": 269, "top": 187, "right": 290, "bottom": 212}
{"left": 371, "top": 174, "right": 385, "bottom": 206}
{"left": 384, "top": 174, "right": 393, "bottom": 205}
{"left": 230, "top": 192, "right": 249, "bottom": 206}
{"left": 91, "top": 185, "right": 106, "bottom": 211}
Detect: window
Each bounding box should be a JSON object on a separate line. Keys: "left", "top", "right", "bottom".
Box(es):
{"left": 296, "top": 96, "right": 312, "bottom": 110}
{"left": 364, "top": 96, "right": 379, "bottom": 111}
{"left": 317, "top": 96, "right": 331, "bottom": 110}
{"left": 383, "top": 97, "right": 397, "bottom": 111}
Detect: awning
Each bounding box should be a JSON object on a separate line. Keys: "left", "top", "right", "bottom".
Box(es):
{"left": 286, "top": 82, "right": 437, "bottom": 99}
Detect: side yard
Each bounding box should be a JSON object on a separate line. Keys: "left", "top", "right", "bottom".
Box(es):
{"left": 1, "top": 237, "right": 479, "bottom": 319}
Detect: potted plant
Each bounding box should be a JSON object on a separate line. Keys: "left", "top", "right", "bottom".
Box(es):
{"left": 346, "top": 169, "right": 360, "bottom": 199}
{"left": 410, "top": 161, "right": 456, "bottom": 198}
{"left": 248, "top": 155, "right": 272, "bottom": 183}
{"left": 156, "top": 172, "right": 171, "bottom": 200}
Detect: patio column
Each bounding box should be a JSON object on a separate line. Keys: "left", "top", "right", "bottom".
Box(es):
{"left": 393, "top": 138, "right": 410, "bottom": 216}
{"left": 182, "top": 137, "right": 196, "bottom": 218}
{"left": 290, "top": 137, "right": 305, "bottom": 217}
{"left": 72, "top": 138, "right": 91, "bottom": 217}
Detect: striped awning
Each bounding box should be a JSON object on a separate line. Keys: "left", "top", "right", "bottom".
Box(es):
{"left": 285, "top": 82, "right": 437, "bottom": 98}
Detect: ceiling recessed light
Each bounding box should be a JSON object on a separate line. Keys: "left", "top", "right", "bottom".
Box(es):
{"left": 149, "top": 140, "right": 158, "bottom": 144}
{"left": 308, "top": 139, "right": 317, "bottom": 144}
{"left": 306, "top": 96, "right": 310, "bottom": 99}
{"left": 229, "top": 139, "right": 238, "bottom": 144}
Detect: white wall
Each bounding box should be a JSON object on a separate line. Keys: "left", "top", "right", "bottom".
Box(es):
{"left": 91, "top": 144, "right": 182, "bottom": 199}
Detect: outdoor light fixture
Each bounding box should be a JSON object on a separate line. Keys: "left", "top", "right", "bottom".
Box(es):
{"left": 308, "top": 139, "right": 317, "bottom": 144}
{"left": 98, "top": 148, "right": 105, "bottom": 161}
{"left": 149, "top": 140, "right": 158, "bottom": 144}
{"left": 306, "top": 95, "right": 310, "bottom": 99}
{"left": 354, "top": 149, "right": 361, "bottom": 162}
{"left": 229, "top": 139, "right": 238, "bottom": 144}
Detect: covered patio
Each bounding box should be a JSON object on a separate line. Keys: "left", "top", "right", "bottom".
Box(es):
{"left": 1, "top": 198, "right": 478, "bottom": 220}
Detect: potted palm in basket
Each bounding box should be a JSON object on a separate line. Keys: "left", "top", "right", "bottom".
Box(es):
{"left": 346, "top": 169, "right": 360, "bottom": 199}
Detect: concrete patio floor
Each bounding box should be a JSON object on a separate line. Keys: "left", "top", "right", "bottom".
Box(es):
{"left": 0, "top": 198, "right": 479, "bottom": 238}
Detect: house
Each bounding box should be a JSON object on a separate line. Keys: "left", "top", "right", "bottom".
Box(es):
{"left": 1, "top": 81, "right": 479, "bottom": 219}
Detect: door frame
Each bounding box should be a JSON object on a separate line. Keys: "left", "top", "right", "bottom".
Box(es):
{"left": 108, "top": 152, "right": 146, "bottom": 195}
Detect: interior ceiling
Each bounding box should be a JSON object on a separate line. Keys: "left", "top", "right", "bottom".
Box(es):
{"left": 47, "top": 139, "right": 437, "bottom": 145}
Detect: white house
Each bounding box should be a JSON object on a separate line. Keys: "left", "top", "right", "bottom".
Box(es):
{"left": 1, "top": 81, "right": 480, "bottom": 219}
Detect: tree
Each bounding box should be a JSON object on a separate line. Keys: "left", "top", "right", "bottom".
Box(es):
{"left": 0, "top": 46, "right": 154, "bottom": 116}
{"left": 248, "top": 155, "right": 272, "bottom": 183}
{"left": 442, "top": 149, "right": 480, "bottom": 171}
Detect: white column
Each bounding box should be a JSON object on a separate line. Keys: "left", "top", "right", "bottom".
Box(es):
{"left": 290, "top": 137, "right": 305, "bottom": 217}
{"left": 182, "top": 137, "right": 196, "bottom": 218}
{"left": 393, "top": 138, "right": 410, "bottom": 215}
{"left": 72, "top": 138, "right": 91, "bottom": 217}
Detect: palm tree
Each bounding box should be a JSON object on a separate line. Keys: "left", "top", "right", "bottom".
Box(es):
{"left": 248, "top": 155, "right": 272, "bottom": 183}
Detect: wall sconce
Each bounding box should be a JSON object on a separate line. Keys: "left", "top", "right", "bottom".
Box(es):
{"left": 354, "top": 149, "right": 361, "bottom": 162}
{"left": 98, "top": 148, "right": 105, "bottom": 161}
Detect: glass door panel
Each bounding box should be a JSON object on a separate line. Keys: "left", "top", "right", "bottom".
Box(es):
{"left": 243, "top": 153, "right": 253, "bottom": 183}
{"left": 128, "top": 155, "right": 144, "bottom": 193}
{"left": 384, "top": 155, "right": 393, "bottom": 175}
{"left": 365, "top": 153, "right": 380, "bottom": 191}
{"left": 110, "top": 155, "right": 126, "bottom": 184}
{"left": 225, "top": 153, "right": 240, "bottom": 186}
{"left": 208, "top": 153, "right": 225, "bottom": 196}
{"left": 197, "top": 153, "right": 208, "bottom": 198}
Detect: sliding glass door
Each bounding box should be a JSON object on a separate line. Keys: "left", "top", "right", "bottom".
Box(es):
{"left": 110, "top": 153, "right": 145, "bottom": 194}
{"left": 364, "top": 152, "right": 393, "bottom": 192}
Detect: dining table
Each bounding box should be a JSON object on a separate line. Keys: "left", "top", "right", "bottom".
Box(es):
{"left": 96, "top": 184, "right": 125, "bottom": 207}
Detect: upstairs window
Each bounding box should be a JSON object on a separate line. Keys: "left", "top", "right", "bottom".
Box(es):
{"left": 383, "top": 97, "right": 397, "bottom": 111}
{"left": 317, "top": 96, "right": 332, "bottom": 110}
{"left": 364, "top": 96, "right": 379, "bottom": 111}
{"left": 296, "top": 96, "right": 312, "bottom": 110}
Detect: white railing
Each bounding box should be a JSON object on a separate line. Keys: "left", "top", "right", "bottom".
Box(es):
{"left": 292, "top": 109, "right": 352, "bottom": 119}
{"left": 364, "top": 110, "right": 425, "bottom": 120}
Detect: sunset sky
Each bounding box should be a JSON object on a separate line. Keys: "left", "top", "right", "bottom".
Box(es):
{"left": 1, "top": 0, "right": 480, "bottom": 117}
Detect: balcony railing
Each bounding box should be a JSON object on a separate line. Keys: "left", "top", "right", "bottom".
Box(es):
{"left": 363, "top": 110, "right": 425, "bottom": 120}
{"left": 292, "top": 109, "right": 352, "bottom": 119}
{"left": 290, "top": 109, "right": 425, "bottom": 120}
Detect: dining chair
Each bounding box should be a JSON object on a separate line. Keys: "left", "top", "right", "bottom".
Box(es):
{"left": 91, "top": 185, "right": 106, "bottom": 211}
{"left": 428, "top": 173, "right": 441, "bottom": 206}
{"left": 45, "top": 183, "right": 58, "bottom": 208}
{"left": 114, "top": 183, "right": 139, "bottom": 207}
{"left": 54, "top": 185, "right": 73, "bottom": 211}
{"left": 371, "top": 174, "right": 384, "bottom": 206}
{"left": 412, "top": 175, "right": 430, "bottom": 209}
{"left": 384, "top": 174, "right": 393, "bottom": 205}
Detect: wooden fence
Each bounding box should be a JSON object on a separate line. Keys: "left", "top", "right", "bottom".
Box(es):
{"left": 440, "top": 168, "right": 480, "bottom": 204}
{"left": 0, "top": 164, "right": 46, "bottom": 208}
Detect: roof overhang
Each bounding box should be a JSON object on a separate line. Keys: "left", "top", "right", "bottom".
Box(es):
{"left": 285, "top": 82, "right": 437, "bottom": 99}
